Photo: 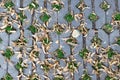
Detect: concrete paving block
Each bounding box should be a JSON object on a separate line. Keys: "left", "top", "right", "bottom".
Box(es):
{"left": 59, "top": 59, "right": 66, "bottom": 67}
{"left": 111, "top": 44, "right": 120, "bottom": 53}
{"left": 60, "top": 40, "right": 71, "bottom": 57}
{"left": 10, "top": 53, "right": 19, "bottom": 64}
{"left": 23, "top": 61, "right": 32, "bottom": 76}
{"left": 49, "top": 32, "right": 58, "bottom": 42}
{"left": 94, "top": 0, "right": 105, "bottom": 29}
{"left": 110, "top": 30, "right": 119, "bottom": 45}
{"left": 84, "top": 0, "right": 92, "bottom": 29}
{"left": 0, "top": 32, "right": 8, "bottom": 50}
{"left": 0, "top": 68, "right": 6, "bottom": 79}
{"left": 60, "top": 30, "right": 71, "bottom": 38}
{"left": 106, "top": 0, "right": 116, "bottom": 23}
{"left": 74, "top": 71, "right": 80, "bottom": 80}
{"left": 23, "top": 0, "right": 32, "bottom": 7}
{"left": 58, "top": 0, "right": 68, "bottom": 24}
{"left": 48, "top": 42, "right": 59, "bottom": 53}
{"left": 39, "top": 49, "right": 45, "bottom": 61}
{"left": 36, "top": 64, "right": 44, "bottom": 76}
{"left": 98, "top": 29, "right": 109, "bottom": 48}
{"left": 8, "top": 62, "right": 19, "bottom": 79}
{"left": 74, "top": 53, "right": 83, "bottom": 63}
{"left": 78, "top": 64, "right": 84, "bottom": 77}
{"left": 86, "top": 63, "right": 93, "bottom": 75}
{"left": 100, "top": 71, "right": 107, "bottom": 80}
{"left": 0, "top": 54, "right": 7, "bottom": 70}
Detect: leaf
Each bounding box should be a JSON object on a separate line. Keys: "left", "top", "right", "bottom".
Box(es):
{"left": 91, "top": 35, "right": 101, "bottom": 46}
{"left": 103, "top": 24, "right": 113, "bottom": 34}
{"left": 5, "top": 25, "right": 15, "bottom": 34}
{"left": 64, "top": 13, "right": 74, "bottom": 22}
{"left": 4, "top": 1, "right": 14, "bottom": 9}
{"left": 29, "top": 2, "right": 39, "bottom": 9}
{"left": 79, "top": 48, "right": 88, "bottom": 58}
{"left": 105, "top": 76, "right": 111, "bottom": 80}
{"left": 107, "top": 49, "right": 115, "bottom": 59}
{"left": 15, "top": 61, "right": 23, "bottom": 71}
{"left": 3, "top": 48, "right": 14, "bottom": 59}
{"left": 43, "top": 38, "right": 50, "bottom": 44}
{"left": 88, "top": 12, "right": 98, "bottom": 22}
{"left": 97, "top": 62, "right": 102, "bottom": 69}
{"left": 4, "top": 73, "right": 13, "bottom": 80}
{"left": 52, "top": 4, "right": 62, "bottom": 11}
{"left": 18, "top": 12, "right": 27, "bottom": 22}
{"left": 82, "top": 73, "right": 91, "bottom": 80}
{"left": 100, "top": 1, "right": 110, "bottom": 11}
{"left": 68, "top": 61, "right": 78, "bottom": 71}
{"left": 40, "top": 13, "right": 51, "bottom": 22}
{"left": 42, "top": 64, "right": 49, "bottom": 72}
{"left": 56, "top": 49, "right": 64, "bottom": 59}
{"left": 114, "top": 13, "right": 120, "bottom": 21}
{"left": 33, "top": 51, "right": 39, "bottom": 57}
{"left": 28, "top": 25, "right": 38, "bottom": 34}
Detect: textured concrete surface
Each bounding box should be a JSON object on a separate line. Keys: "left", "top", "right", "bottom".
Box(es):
{"left": 0, "top": 0, "right": 120, "bottom": 80}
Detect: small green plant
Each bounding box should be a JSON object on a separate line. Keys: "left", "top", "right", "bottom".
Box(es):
{"left": 14, "top": 38, "right": 27, "bottom": 46}
{"left": 91, "top": 35, "right": 101, "bottom": 46}
{"left": 100, "top": 1, "right": 110, "bottom": 11}
{"left": 3, "top": 48, "right": 14, "bottom": 59}
{"left": 5, "top": 25, "right": 15, "bottom": 34}
{"left": 68, "top": 61, "right": 78, "bottom": 71}
{"left": 79, "top": 48, "right": 88, "bottom": 58}
{"left": 15, "top": 62, "right": 23, "bottom": 71}
{"left": 66, "top": 38, "right": 77, "bottom": 44}
{"left": 107, "top": 49, "right": 115, "bottom": 59}
{"left": 40, "top": 12, "right": 51, "bottom": 22}
{"left": 92, "top": 62, "right": 103, "bottom": 71}
{"left": 105, "top": 75, "right": 111, "bottom": 80}
{"left": 53, "top": 76, "right": 64, "bottom": 80}
{"left": 29, "top": 1, "right": 39, "bottom": 9}
{"left": 88, "top": 12, "right": 98, "bottom": 22}
{"left": 3, "top": 73, "right": 13, "bottom": 80}
{"left": 4, "top": 1, "right": 14, "bottom": 9}
{"left": 114, "top": 13, "right": 120, "bottom": 21}
{"left": 56, "top": 49, "right": 64, "bottom": 59}
{"left": 18, "top": 12, "right": 27, "bottom": 22}
{"left": 28, "top": 25, "right": 38, "bottom": 34}
{"left": 97, "top": 62, "right": 102, "bottom": 69}
{"left": 116, "top": 37, "right": 120, "bottom": 46}
{"left": 42, "top": 64, "right": 49, "bottom": 72}
{"left": 52, "top": 3, "right": 62, "bottom": 11}
{"left": 23, "top": 38, "right": 27, "bottom": 43}
{"left": 43, "top": 38, "right": 50, "bottom": 45}
{"left": 54, "top": 24, "right": 64, "bottom": 35}
{"left": 64, "top": 12, "right": 74, "bottom": 22}
{"left": 82, "top": 73, "right": 91, "bottom": 80}
{"left": 15, "top": 59, "right": 24, "bottom": 71}
{"left": 76, "top": 0, "right": 87, "bottom": 11}
{"left": 82, "top": 74, "right": 91, "bottom": 80}
{"left": 103, "top": 24, "right": 113, "bottom": 34}
{"left": 29, "top": 74, "right": 39, "bottom": 80}
{"left": 32, "top": 51, "right": 39, "bottom": 58}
